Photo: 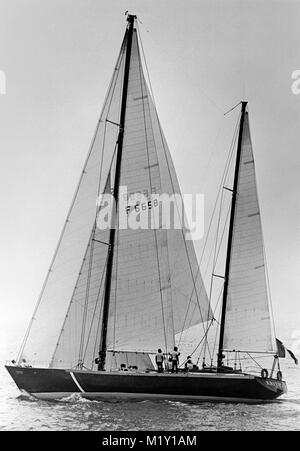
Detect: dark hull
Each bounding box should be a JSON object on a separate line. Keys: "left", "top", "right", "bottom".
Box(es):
{"left": 5, "top": 366, "right": 287, "bottom": 403}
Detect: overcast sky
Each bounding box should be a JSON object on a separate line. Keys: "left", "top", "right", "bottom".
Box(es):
{"left": 0, "top": 0, "right": 299, "bottom": 359}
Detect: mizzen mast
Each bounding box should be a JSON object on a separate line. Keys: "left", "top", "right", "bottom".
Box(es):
{"left": 217, "top": 101, "right": 248, "bottom": 371}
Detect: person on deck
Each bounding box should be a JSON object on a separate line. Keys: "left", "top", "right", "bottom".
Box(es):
{"left": 170, "top": 347, "right": 180, "bottom": 373}
{"left": 165, "top": 355, "right": 173, "bottom": 372}
{"left": 20, "top": 358, "right": 32, "bottom": 368}
{"left": 185, "top": 356, "right": 194, "bottom": 372}
{"left": 155, "top": 349, "right": 164, "bottom": 373}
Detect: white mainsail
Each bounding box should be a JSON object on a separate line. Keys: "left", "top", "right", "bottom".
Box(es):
{"left": 223, "top": 112, "right": 276, "bottom": 353}
{"left": 20, "top": 26, "right": 212, "bottom": 370}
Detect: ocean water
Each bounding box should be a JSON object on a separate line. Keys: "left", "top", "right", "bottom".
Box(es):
{"left": 1, "top": 362, "right": 299, "bottom": 431}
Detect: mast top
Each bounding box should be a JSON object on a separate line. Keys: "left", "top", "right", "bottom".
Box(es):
{"left": 224, "top": 101, "right": 248, "bottom": 117}
{"left": 126, "top": 13, "right": 137, "bottom": 26}
{"left": 241, "top": 102, "right": 248, "bottom": 115}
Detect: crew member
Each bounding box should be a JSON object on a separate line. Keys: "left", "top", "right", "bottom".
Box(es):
{"left": 155, "top": 349, "right": 164, "bottom": 373}
{"left": 170, "top": 347, "right": 180, "bottom": 373}
{"left": 185, "top": 356, "right": 194, "bottom": 372}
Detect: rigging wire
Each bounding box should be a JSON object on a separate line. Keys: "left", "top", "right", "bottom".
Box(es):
{"left": 246, "top": 353, "right": 264, "bottom": 370}
{"left": 211, "top": 290, "right": 224, "bottom": 362}
{"left": 177, "top": 202, "right": 231, "bottom": 360}
{"left": 177, "top": 113, "right": 240, "bottom": 348}
{"left": 138, "top": 22, "right": 214, "bottom": 342}
{"left": 16, "top": 32, "right": 127, "bottom": 365}
{"left": 137, "top": 23, "right": 240, "bottom": 355}
{"left": 137, "top": 21, "right": 224, "bottom": 115}
{"left": 91, "top": 290, "right": 106, "bottom": 371}
{"left": 224, "top": 101, "right": 242, "bottom": 117}
{"left": 201, "top": 126, "right": 239, "bottom": 362}
{"left": 202, "top": 188, "right": 227, "bottom": 360}
{"left": 264, "top": 245, "right": 277, "bottom": 348}
{"left": 78, "top": 227, "right": 96, "bottom": 364}
{"left": 47, "top": 44, "right": 125, "bottom": 369}
{"left": 195, "top": 285, "right": 224, "bottom": 366}
{"left": 142, "top": 58, "right": 209, "bottom": 339}
{"left": 176, "top": 115, "right": 239, "bottom": 365}
{"left": 82, "top": 251, "right": 109, "bottom": 366}
{"left": 70, "top": 46, "right": 125, "bottom": 367}
{"left": 136, "top": 35, "right": 170, "bottom": 352}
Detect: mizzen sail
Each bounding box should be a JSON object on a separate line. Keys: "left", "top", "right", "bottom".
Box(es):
{"left": 223, "top": 111, "right": 276, "bottom": 353}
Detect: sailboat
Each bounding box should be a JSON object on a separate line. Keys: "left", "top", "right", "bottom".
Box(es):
{"left": 6, "top": 14, "right": 289, "bottom": 402}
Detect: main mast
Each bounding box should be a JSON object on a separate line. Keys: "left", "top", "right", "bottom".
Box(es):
{"left": 217, "top": 101, "right": 248, "bottom": 371}
{"left": 97, "top": 14, "right": 136, "bottom": 371}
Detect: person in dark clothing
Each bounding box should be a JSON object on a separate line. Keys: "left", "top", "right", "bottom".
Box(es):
{"left": 155, "top": 348, "right": 164, "bottom": 373}
{"left": 170, "top": 346, "right": 180, "bottom": 373}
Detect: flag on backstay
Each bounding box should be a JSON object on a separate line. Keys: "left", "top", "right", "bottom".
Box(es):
{"left": 276, "top": 338, "right": 298, "bottom": 365}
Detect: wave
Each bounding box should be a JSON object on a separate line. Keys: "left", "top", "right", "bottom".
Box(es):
{"left": 281, "top": 398, "right": 300, "bottom": 405}
{"left": 16, "top": 390, "right": 37, "bottom": 402}
{"left": 58, "top": 393, "right": 99, "bottom": 404}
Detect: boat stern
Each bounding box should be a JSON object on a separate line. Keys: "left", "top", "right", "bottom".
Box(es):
{"left": 255, "top": 375, "right": 287, "bottom": 400}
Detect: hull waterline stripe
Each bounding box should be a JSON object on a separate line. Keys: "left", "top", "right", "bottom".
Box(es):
{"left": 70, "top": 372, "right": 84, "bottom": 393}
{"left": 31, "top": 391, "right": 279, "bottom": 404}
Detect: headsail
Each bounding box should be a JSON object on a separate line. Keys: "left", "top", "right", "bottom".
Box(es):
{"left": 223, "top": 110, "right": 276, "bottom": 353}
{"left": 18, "top": 40, "right": 126, "bottom": 368}
{"left": 49, "top": 174, "right": 112, "bottom": 369}
{"left": 19, "top": 19, "right": 212, "bottom": 370}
